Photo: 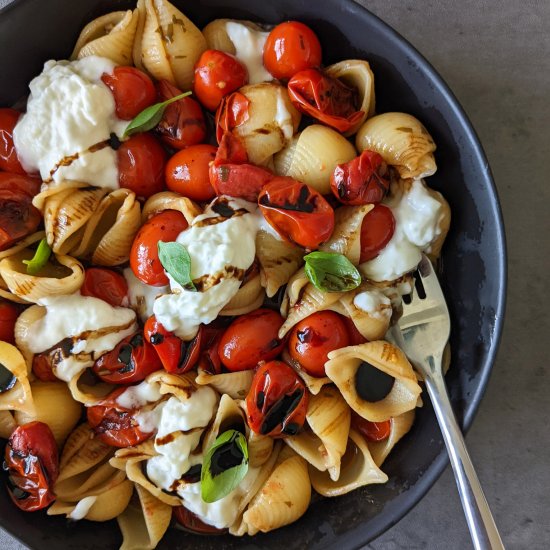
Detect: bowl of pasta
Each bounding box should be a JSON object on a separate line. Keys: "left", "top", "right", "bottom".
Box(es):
{"left": 0, "top": 0, "right": 506, "bottom": 548}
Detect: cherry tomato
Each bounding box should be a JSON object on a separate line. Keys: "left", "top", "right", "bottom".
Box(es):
{"left": 165, "top": 144, "right": 217, "bottom": 202}
{"left": 87, "top": 387, "right": 154, "bottom": 447}
{"left": 31, "top": 353, "right": 58, "bottom": 382}
{"left": 0, "top": 301, "right": 18, "bottom": 344}
{"left": 210, "top": 162, "right": 273, "bottom": 202}
{"left": 351, "top": 410, "right": 391, "bottom": 442}
{"left": 342, "top": 316, "right": 368, "bottom": 346}
{"left": 197, "top": 325, "right": 225, "bottom": 375}
{"left": 359, "top": 204, "right": 396, "bottom": 263}
{"left": 117, "top": 133, "right": 167, "bottom": 199}
{"left": 155, "top": 80, "right": 206, "bottom": 149}
{"left": 0, "top": 108, "right": 26, "bottom": 174}
{"left": 130, "top": 210, "right": 188, "bottom": 286}
{"left": 263, "top": 21, "right": 322, "bottom": 80}
{"left": 0, "top": 172, "right": 41, "bottom": 251}
{"left": 331, "top": 150, "right": 390, "bottom": 205}
{"left": 92, "top": 332, "right": 162, "bottom": 384}
{"left": 219, "top": 309, "right": 286, "bottom": 372}
{"left": 215, "top": 92, "right": 250, "bottom": 142}
{"left": 80, "top": 268, "right": 128, "bottom": 307}
{"left": 246, "top": 360, "right": 308, "bottom": 437}
{"left": 214, "top": 131, "right": 248, "bottom": 165}
{"left": 173, "top": 506, "right": 227, "bottom": 534}
{"left": 4, "top": 421, "right": 59, "bottom": 511}
{"left": 193, "top": 50, "right": 248, "bottom": 111}
{"left": 288, "top": 311, "right": 350, "bottom": 377}
{"left": 101, "top": 67, "right": 156, "bottom": 120}
{"left": 258, "top": 177, "right": 334, "bottom": 249}
{"left": 144, "top": 315, "right": 202, "bottom": 374}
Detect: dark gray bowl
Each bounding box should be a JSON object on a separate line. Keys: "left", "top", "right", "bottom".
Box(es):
{"left": 0, "top": 0, "right": 506, "bottom": 548}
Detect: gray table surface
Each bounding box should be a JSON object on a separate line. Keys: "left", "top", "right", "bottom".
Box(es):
{"left": 1, "top": 0, "right": 549, "bottom": 548}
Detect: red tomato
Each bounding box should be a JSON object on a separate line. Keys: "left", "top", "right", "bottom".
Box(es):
{"left": 4, "top": 422, "right": 59, "bottom": 511}
{"left": 210, "top": 162, "right": 273, "bottom": 202}
{"left": 144, "top": 315, "right": 202, "bottom": 374}
{"left": 117, "top": 133, "right": 167, "bottom": 198}
{"left": 0, "top": 109, "right": 26, "bottom": 174}
{"left": 359, "top": 204, "right": 396, "bottom": 263}
{"left": 287, "top": 69, "right": 363, "bottom": 133}
{"left": 165, "top": 144, "right": 217, "bottom": 202}
{"left": 351, "top": 411, "right": 391, "bottom": 441}
{"left": 214, "top": 131, "right": 248, "bottom": 165}
{"left": 80, "top": 268, "right": 128, "bottom": 307}
{"left": 197, "top": 325, "right": 225, "bottom": 375}
{"left": 31, "top": 353, "right": 58, "bottom": 382}
{"left": 219, "top": 309, "right": 286, "bottom": 372}
{"left": 258, "top": 177, "right": 334, "bottom": 249}
{"left": 193, "top": 50, "right": 248, "bottom": 111}
{"left": 173, "top": 506, "right": 227, "bottom": 534}
{"left": 246, "top": 360, "right": 308, "bottom": 437}
{"left": 155, "top": 80, "right": 206, "bottom": 149}
{"left": 331, "top": 150, "right": 390, "bottom": 205}
{"left": 0, "top": 172, "right": 41, "bottom": 251}
{"left": 288, "top": 311, "right": 350, "bottom": 377}
{"left": 130, "top": 210, "right": 188, "bottom": 286}
{"left": 263, "top": 21, "right": 322, "bottom": 80}
{"left": 215, "top": 92, "right": 250, "bottom": 142}
{"left": 101, "top": 67, "right": 156, "bottom": 120}
{"left": 342, "top": 316, "right": 368, "bottom": 346}
{"left": 0, "top": 301, "right": 18, "bottom": 344}
{"left": 92, "top": 331, "right": 162, "bottom": 384}
{"left": 87, "top": 387, "right": 154, "bottom": 447}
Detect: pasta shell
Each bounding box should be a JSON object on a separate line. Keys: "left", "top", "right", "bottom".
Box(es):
{"left": 56, "top": 462, "right": 125, "bottom": 501}
{"left": 14, "top": 304, "right": 45, "bottom": 370}
{"left": 368, "top": 409, "right": 415, "bottom": 467}
{"left": 281, "top": 350, "right": 331, "bottom": 395}
{"left": 325, "top": 59, "right": 375, "bottom": 135}
{"left": 235, "top": 83, "right": 301, "bottom": 166}
{"left": 71, "top": 10, "right": 139, "bottom": 66}
{"left": 280, "top": 267, "right": 309, "bottom": 317}
{"left": 195, "top": 367, "right": 253, "bottom": 400}
{"left": 325, "top": 341, "right": 422, "bottom": 422}
{"left": 118, "top": 485, "right": 172, "bottom": 550}
{"left": 220, "top": 274, "right": 265, "bottom": 316}
{"left": 424, "top": 187, "right": 451, "bottom": 261}
{"left": 141, "top": 191, "right": 201, "bottom": 224}
{"left": 201, "top": 394, "right": 246, "bottom": 454}
{"left": 273, "top": 125, "right": 356, "bottom": 194}
{"left": 355, "top": 113, "right": 437, "bottom": 179}
{"left": 0, "top": 342, "right": 34, "bottom": 415}
{"left": 256, "top": 230, "right": 304, "bottom": 298}
{"left": 0, "top": 252, "right": 84, "bottom": 304}
{"left": 247, "top": 430, "right": 274, "bottom": 469}
{"left": 14, "top": 381, "right": 82, "bottom": 447}
{"left": 0, "top": 410, "right": 16, "bottom": 439}
{"left": 309, "top": 429, "right": 387, "bottom": 496}
{"left": 202, "top": 18, "right": 264, "bottom": 53}
{"left": 32, "top": 181, "right": 88, "bottom": 212}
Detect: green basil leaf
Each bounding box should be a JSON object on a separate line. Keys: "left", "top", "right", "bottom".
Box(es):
{"left": 304, "top": 251, "right": 361, "bottom": 292}
{"left": 157, "top": 241, "right": 196, "bottom": 291}
{"left": 22, "top": 238, "right": 52, "bottom": 275}
{"left": 201, "top": 429, "right": 248, "bottom": 503}
{"left": 123, "top": 91, "right": 192, "bottom": 137}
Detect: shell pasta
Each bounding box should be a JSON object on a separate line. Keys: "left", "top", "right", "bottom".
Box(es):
{"left": 0, "top": 1, "right": 452, "bottom": 547}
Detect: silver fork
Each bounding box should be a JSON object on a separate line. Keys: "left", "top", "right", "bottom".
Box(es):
{"left": 391, "top": 254, "right": 505, "bottom": 550}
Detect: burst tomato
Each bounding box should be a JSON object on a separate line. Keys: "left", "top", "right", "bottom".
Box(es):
{"left": 246, "top": 360, "right": 308, "bottom": 437}
{"left": 0, "top": 300, "right": 18, "bottom": 344}
{"left": 130, "top": 210, "right": 188, "bottom": 286}
{"left": 80, "top": 268, "right": 128, "bottom": 307}
{"left": 263, "top": 21, "right": 322, "bottom": 80}
{"left": 359, "top": 204, "right": 396, "bottom": 263}
{"left": 351, "top": 411, "right": 391, "bottom": 441}
{"left": 210, "top": 162, "right": 273, "bottom": 202}
{"left": 0, "top": 108, "right": 26, "bottom": 174}
{"left": 215, "top": 92, "right": 250, "bottom": 142}
{"left": 258, "top": 177, "right": 334, "bottom": 249}
{"left": 4, "top": 422, "right": 59, "bottom": 511}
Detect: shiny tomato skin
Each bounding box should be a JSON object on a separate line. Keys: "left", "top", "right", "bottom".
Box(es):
{"left": 31, "top": 353, "right": 58, "bottom": 382}
{"left": 246, "top": 360, "right": 308, "bottom": 437}
{"left": 0, "top": 301, "right": 18, "bottom": 344}
{"left": 210, "top": 162, "right": 273, "bottom": 202}
{"left": 359, "top": 204, "right": 396, "bottom": 263}
{"left": 258, "top": 177, "right": 334, "bottom": 250}
{"left": 155, "top": 80, "right": 206, "bottom": 149}
{"left": 80, "top": 268, "right": 128, "bottom": 307}
{"left": 193, "top": 50, "right": 248, "bottom": 111}
{"left": 101, "top": 67, "right": 156, "bottom": 120}
{"left": 0, "top": 108, "right": 26, "bottom": 174}
{"left": 87, "top": 387, "right": 153, "bottom": 447}
{"left": 130, "top": 210, "right": 188, "bottom": 286}
{"left": 351, "top": 411, "right": 391, "bottom": 441}
{"left": 288, "top": 311, "right": 350, "bottom": 377}
{"left": 5, "top": 421, "right": 59, "bottom": 511}
{"left": 263, "top": 21, "right": 322, "bottom": 80}
{"left": 215, "top": 92, "right": 250, "bottom": 142}
{"left": 219, "top": 308, "right": 286, "bottom": 372}
{"left": 117, "top": 132, "right": 167, "bottom": 199}
{"left": 165, "top": 144, "right": 217, "bottom": 202}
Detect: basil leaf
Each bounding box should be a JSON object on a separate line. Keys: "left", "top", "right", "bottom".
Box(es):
{"left": 157, "top": 241, "right": 196, "bottom": 291}
{"left": 123, "top": 91, "right": 192, "bottom": 137}
{"left": 304, "top": 251, "right": 361, "bottom": 292}
{"left": 201, "top": 429, "right": 248, "bottom": 503}
{"left": 22, "top": 238, "right": 51, "bottom": 275}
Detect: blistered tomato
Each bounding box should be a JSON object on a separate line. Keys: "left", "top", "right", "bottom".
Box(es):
{"left": 80, "top": 268, "right": 128, "bottom": 307}
{"left": 351, "top": 410, "right": 391, "bottom": 441}
{"left": 0, "top": 108, "right": 26, "bottom": 174}
{"left": 359, "top": 204, "right": 396, "bottom": 263}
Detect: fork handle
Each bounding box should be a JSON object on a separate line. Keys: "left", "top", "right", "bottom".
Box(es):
{"left": 424, "top": 370, "right": 505, "bottom": 550}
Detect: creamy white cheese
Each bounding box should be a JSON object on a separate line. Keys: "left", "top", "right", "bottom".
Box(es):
{"left": 123, "top": 267, "right": 169, "bottom": 323}
{"left": 353, "top": 290, "right": 392, "bottom": 321}
{"left": 116, "top": 379, "right": 163, "bottom": 410}
{"left": 224, "top": 22, "right": 272, "bottom": 84}
{"left": 360, "top": 180, "right": 444, "bottom": 281}
{"left": 68, "top": 496, "right": 98, "bottom": 521}
{"left": 13, "top": 56, "right": 126, "bottom": 188}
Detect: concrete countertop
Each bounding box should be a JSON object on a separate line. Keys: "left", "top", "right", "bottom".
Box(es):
{"left": 1, "top": 0, "right": 548, "bottom": 548}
